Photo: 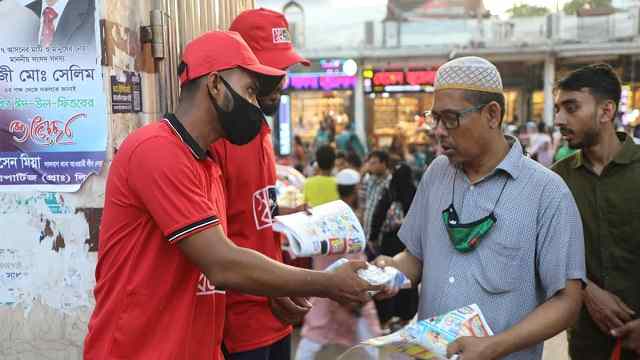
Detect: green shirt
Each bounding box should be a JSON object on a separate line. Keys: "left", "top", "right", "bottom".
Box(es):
{"left": 552, "top": 133, "right": 640, "bottom": 360}
{"left": 303, "top": 175, "right": 339, "bottom": 207}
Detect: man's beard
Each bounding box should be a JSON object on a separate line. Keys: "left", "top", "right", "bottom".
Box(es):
{"left": 568, "top": 112, "right": 600, "bottom": 149}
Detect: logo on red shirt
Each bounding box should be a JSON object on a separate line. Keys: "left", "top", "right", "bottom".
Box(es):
{"left": 252, "top": 186, "right": 277, "bottom": 230}
{"left": 196, "top": 273, "right": 219, "bottom": 296}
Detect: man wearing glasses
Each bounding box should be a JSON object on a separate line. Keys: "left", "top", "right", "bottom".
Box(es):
{"left": 374, "top": 56, "right": 586, "bottom": 360}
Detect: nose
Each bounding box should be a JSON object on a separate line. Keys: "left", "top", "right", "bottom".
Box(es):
{"left": 434, "top": 120, "right": 448, "bottom": 139}
{"left": 554, "top": 109, "right": 566, "bottom": 127}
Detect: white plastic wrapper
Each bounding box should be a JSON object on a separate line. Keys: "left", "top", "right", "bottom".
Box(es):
{"left": 362, "top": 304, "right": 493, "bottom": 360}
{"left": 325, "top": 258, "right": 412, "bottom": 295}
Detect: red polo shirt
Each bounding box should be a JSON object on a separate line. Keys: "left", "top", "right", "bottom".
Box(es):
{"left": 85, "top": 114, "right": 227, "bottom": 360}
{"left": 211, "top": 123, "right": 292, "bottom": 353}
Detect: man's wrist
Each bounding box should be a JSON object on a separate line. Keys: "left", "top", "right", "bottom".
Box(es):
{"left": 487, "top": 333, "right": 511, "bottom": 359}
{"left": 309, "top": 270, "right": 334, "bottom": 298}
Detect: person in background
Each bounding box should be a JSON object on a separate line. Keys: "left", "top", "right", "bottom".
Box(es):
{"left": 303, "top": 145, "right": 339, "bottom": 207}
{"left": 554, "top": 138, "right": 577, "bottom": 163}
{"left": 368, "top": 163, "right": 419, "bottom": 330}
{"left": 293, "top": 135, "right": 306, "bottom": 174}
{"left": 407, "top": 143, "right": 427, "bottom": 183}
{"left": 389, "top": 133, "right": 409, "bottom": 161}
{"left": 346, "top": 152, "right": 363, "bottom": 172}
{"left": 336, "top": 120, "right": 366, "bottom": 161}
{"left": 528, "top": 122, "right": 554, "bottom": 167}
{"left": 211, "top": 9, "right": 314, "bottom": 360}
{"left": 553, "top": 63, "right": 640, "bottom": 359}
{"left": 296, "top": 168, "right": 382, "bottom": 360}
{"left": 334, "top": 151, "right": 349, "bottom": 174}
{"left": 361, "top": 150, "right": 392, "bottom": 259}
{"left": 313, "top": 121, "right": 331, "bottom": 150}
{"left": 375, "top": 56, "right": 585, "bottom": 360}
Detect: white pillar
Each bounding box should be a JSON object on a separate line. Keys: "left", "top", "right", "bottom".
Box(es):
{"left": 354, "top": 64, "right": 367, "bottom": 153}
{"left": 543, "top": 54, "right": 556, "bottom": 127}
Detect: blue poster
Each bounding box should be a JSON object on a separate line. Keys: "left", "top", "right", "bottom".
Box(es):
{"left": 0, "top": 0, "right": 105, "bottom": 192}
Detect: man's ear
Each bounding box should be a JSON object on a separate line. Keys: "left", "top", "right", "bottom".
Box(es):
{"left": 600, "top": 100, "right": 617, "bottom": 123}
{"left": 206, "top": 72, "right": 225, "bottom": 105}
{"left": 486, "top": 101, "right": 502, "bottom": 129}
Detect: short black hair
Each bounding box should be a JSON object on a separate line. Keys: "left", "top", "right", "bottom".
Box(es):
{"left": 336, "top": 151, "right": 347, "bottom": 160}
{"left": 462, "top": 90, "right": 505, "bottom": 123}
{"left": 178, "top": 62, "right": 206, "bottom": 101}
{"left": 346, "top": 152, "right": 363, "bottom": 169}
{"left": 338, "top": 184, "right": 357, "bottom": 199}
{"left": 557, "top": 63, "right": 621, "bottom": 116}
{"left": 368, "top": 150, "right": 390, "bottom": 167}
{"left": 315, "top": 145, "right": 336, "bottom": 171}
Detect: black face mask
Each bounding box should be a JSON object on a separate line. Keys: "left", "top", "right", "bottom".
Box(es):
{"left": 258, "top": 97, "right": 280, "bottom": 117}
{"left": 211, "top": 77, "right": 264, "bottom": 145}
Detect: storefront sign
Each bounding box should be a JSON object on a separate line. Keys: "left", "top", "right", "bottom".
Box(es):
{"left": 111, "top": 71, "right": 142, "bottom": 114}
{"left": 275, "top": 95, "right": 292, "bottom": 156}
{"left": 364, "top": 68, "right": 437, "bottom": 93}
{"left": 285, "top": 73, "right": 357, "bottom": 91}
{"left": 0, "top": 1, "right": 105, "bottom": 192}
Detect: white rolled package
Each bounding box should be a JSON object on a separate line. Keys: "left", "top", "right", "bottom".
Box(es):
{"left": 273, "top": 200, "right": 366, "bottom": 258}
{"left": 325, "top": 258, "right": 412, "bottom": 295}
{"left": 362, "top": 304, "right": 493, "bottom": 360}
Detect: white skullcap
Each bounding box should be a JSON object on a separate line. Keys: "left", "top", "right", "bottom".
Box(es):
{"left": 335, "top": 168, "right": 360, "bottom": 186}
{"left": 434, "top": 56, "right": 503, "bottom": 94}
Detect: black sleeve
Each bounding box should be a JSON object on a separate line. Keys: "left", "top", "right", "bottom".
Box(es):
{"left": 369, "top": 187, "right": 392, "bottom": 243}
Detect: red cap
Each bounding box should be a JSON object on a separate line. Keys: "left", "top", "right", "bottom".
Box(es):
{"left": 230, "top": 8, "right": 311, "bottom": 70}
{"left": 179, "top": 31, "right": 286, "bottom": 87}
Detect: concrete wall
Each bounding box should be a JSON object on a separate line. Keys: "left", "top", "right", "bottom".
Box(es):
{"left": 0, "top": 1, "right": 253, "bottom": 358}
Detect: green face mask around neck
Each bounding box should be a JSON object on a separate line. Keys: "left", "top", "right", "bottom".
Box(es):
{"left": 442, "top": 204, "right": 496, "bottom": 253}
{"left": 442, "top": 170, "right": 508, "bottom": 253}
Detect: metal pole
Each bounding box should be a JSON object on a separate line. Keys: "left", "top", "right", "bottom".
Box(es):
{"left": 354, "top": 61, "right": 367, "bottom": 152}
{"left": 543, "top": 53, "right": 556, "bottom": 127}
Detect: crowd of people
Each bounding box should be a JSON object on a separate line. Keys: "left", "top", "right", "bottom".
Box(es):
{"left": 82, "top": 5, "right": 640, "bottom": 360}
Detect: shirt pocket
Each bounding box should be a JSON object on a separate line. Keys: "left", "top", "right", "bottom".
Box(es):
{"left": 473, "top": 241, "right": 523, "bottom": 294}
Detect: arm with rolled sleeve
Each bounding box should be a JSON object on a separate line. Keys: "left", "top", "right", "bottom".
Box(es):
{"left": 126, "top": 138, "right": 377, "bottom": 302}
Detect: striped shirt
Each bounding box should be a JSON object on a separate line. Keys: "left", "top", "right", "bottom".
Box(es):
{"left": 399, "top": 137, "right": 586, "bottom": 360}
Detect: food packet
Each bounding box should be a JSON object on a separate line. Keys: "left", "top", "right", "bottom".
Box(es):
{"left": 362, "top": 304, "right": 493, "bottom": 360}
{"left": 325, "top": 258, "right": 412, "bottom": 295}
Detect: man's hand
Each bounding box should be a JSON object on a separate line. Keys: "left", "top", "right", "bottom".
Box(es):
{"left": 612, "top": 319, "right": 640, "bottom": 355}
{"left": 326, "top": 260, "right": 382, "bottom": 305}
{"left": 447, "top": 336, "right": 501, "bottom": 360}
{"left": 372, "top": 255, "right": 400, "bottom": 300}
{"left": 278, "top": 203, "right": 311, "bottom": 216}
{"left": 584, "top": 282, "right": 635, "bottom": 333}
{"left": 269, "top": 297, "right": 312, "bottom": 325}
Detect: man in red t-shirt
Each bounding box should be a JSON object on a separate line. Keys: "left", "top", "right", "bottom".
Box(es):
{"left": 213, "top": 9, "right": 313, "bottom": 360}
{"left": 84, "top": 31, "right": 378, "bottom": 360}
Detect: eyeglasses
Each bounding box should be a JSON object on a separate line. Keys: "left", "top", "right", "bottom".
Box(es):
{"left": 423, "top": 103, "right": 488, "bottom": 130}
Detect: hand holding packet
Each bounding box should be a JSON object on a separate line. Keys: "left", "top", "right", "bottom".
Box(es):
{"left": 325, "top": 258, "right": 412, "bottom": 296}
{"left": 362, "top": 304, "right": 493, "bottom": 360}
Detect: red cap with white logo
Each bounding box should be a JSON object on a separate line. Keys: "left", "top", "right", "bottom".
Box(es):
{"left": 178, "top": 30, "right": 286, "bottom": 87}
{"left": 230, "top": 8, "right": 311, "bottom": 70}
